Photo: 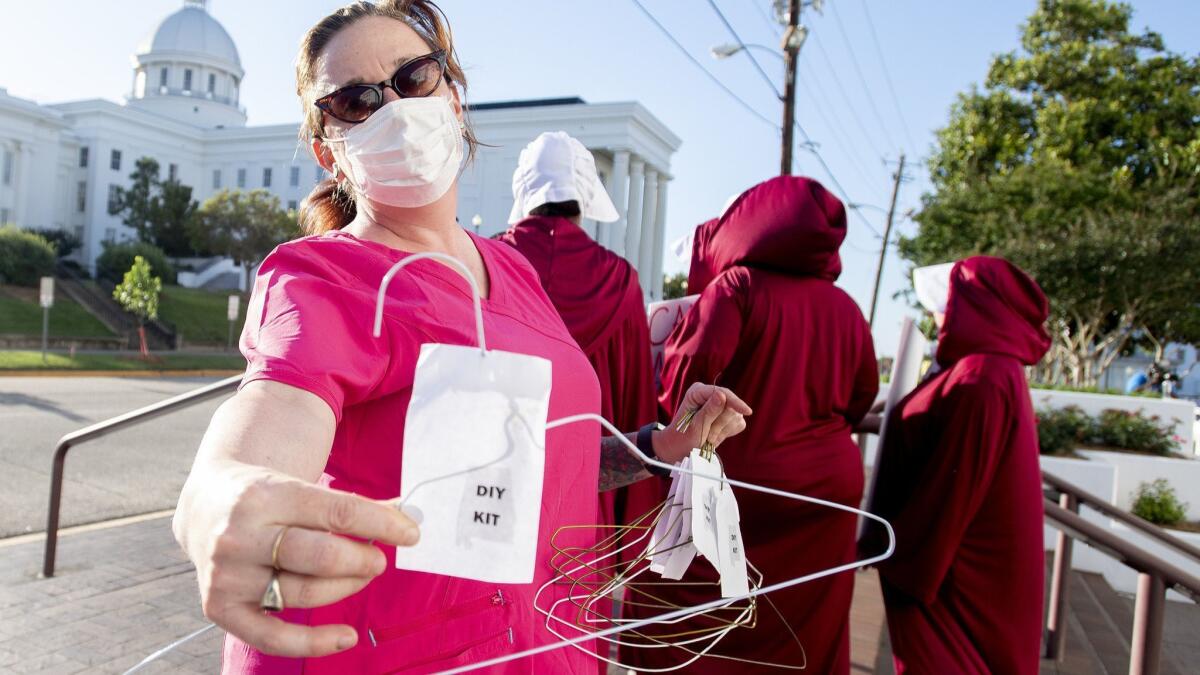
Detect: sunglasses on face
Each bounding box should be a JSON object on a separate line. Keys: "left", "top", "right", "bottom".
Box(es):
{"left": 315, "top": 50, "right": 448, "bottom": 124}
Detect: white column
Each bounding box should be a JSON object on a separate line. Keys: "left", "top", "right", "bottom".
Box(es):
{"left": 623, "top": 158, "right": 645, "bottom": 263}
{"left": 650, "top": 176, "right": 671, "bottom": 301}
{"left": 637, "top": 169, "right": 659, "bottom": 299}
{"left": 12, "top": 143, "right": 30, "bottom": 228}
{"left": 605, "top": 150, "right": 630, "bottom": 252}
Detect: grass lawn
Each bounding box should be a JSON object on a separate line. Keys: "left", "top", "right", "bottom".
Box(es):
{"left": 159, "top": 285, "right": 249, "bottom": 346}
{"left": 0, "top": 350, "right": 246, "bottom": 371}
{"left": 0, "top": 285, "right": 114, "bottom": 338}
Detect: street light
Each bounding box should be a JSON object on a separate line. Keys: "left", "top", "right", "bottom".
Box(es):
{"left": 710, "top": 43, "right": 786, "bottom": 63}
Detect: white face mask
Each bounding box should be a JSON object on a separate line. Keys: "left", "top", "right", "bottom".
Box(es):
{"left": 327, "top": 96, "right": 464, "bottom": 208}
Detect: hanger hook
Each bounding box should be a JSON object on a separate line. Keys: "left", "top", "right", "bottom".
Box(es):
{"left": 374, "top": 251, "right": 487, "bottom": 354}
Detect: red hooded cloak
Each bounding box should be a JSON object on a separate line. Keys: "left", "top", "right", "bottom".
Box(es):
{"left": 866, "top": 256, "right": 1051, "bottom": 675}
{"left": 623, "top": 176, "right": 878, "bottom": 673}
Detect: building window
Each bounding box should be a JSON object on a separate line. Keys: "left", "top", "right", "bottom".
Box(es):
{"left": 237, "top": 168, "right": 246, "bottom": 188}
{"left": 104, "top": 228, "right": 116, "bottom": 243}
{"left": 77, "top": 182, "right": 87, "bottom": 212}
{"left": 315, "top": 166, "right": 324, "bottom": 183}
{"left": 74, "top": 225, "right": 84, "bottom": 241}
{"left": 0, "top": 209, "right": 9, "bottom": 225}
{"left": 287, "top": 200, "right": 298, "bottom": 212}
{"left": 183, "top": 69, "right": 193, "bottom": 92}
{"left": 168, "top": 163, "right": 178, "bottom": 181}
{"left": 110, "top": 149, "right": 121, "bottom": 171}
{"left": 1, "top": 150, "right": 11, "bottom": 185}
{"left": 107, "top": 184, "right": 121, "bottom": 212}
{"left": 159, "top": 67, "right": 168, "bottom": 88}
{"left": 208, "top": 73, "right": 216, "bottom": 94}
{"left": 79, "top": 147, "right": 89, "bottom": 168}
{"left": 262, "top": 167, "right": 272, "bottom": 188}
{"left": 212, "top": 169, "right": 221, "bottom": 189}
{"left": 289, "top": 166, "right": 300, "bottom": 187}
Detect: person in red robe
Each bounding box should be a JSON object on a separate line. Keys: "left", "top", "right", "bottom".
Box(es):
{"left": 498, "top": 131, "right": 658, "bottom": 532}
{"left": 864, "top": 256, "right": 1051, "bottom": 675}
{"left": 623, "top": 175, "right": 879, "bottom": 673}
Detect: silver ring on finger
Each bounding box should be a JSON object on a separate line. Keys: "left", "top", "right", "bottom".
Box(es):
{"left": 260, "top": 570, "right": 284, "bottom": 612}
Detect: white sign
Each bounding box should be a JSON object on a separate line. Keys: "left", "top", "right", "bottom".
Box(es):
{"left": 647, "top": 295, "right": 698, "bottom": 393}
{"left": 39, "top": 277, "right": 54, "bottom": 308}
{"left": 226, "top": 295, "right": 239, "bottom": 322}
{"left": 395, "top": 344, "right": 551, "bottom": 584}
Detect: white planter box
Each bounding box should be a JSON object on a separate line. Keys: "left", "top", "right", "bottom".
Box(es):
{"left": 1077, "top": 449, "right": 1200, "bottom": 520}
{"left": 1030, "top": 389, "right": 1197, "bottom": 456}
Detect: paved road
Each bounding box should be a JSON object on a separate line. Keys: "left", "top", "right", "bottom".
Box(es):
{"left": 0, "top": 376, "right": 230, "bottom": 538}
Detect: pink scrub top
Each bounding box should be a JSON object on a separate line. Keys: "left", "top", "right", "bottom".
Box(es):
{"left": 226, "top": 230, "right": 601, "bottom": 674}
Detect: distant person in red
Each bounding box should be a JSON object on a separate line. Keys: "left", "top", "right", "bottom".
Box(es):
{"left": 498, "top": 131, "right": 658, "bottom": 528}
{"left": 864, "top": 256, "right": 1051, "bottom": 675}
{"left": 625, "top": 176, "right": 879, "bottom": 673}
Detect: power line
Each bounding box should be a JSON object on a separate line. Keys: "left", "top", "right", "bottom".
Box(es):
{"left": 705, "top": 0, "right": 782, "bottom": 99}
{"left": 795, "top": 57, "right": 882, "bottom": 187}
{"left": 807, "top": 31, "right": 888, "bottom": 162}
{"left": 628, "top": 0, "right": 780, "bottom": 131}
{"left": 746, "top": 0, "right": 782, "bottom": 36}
{"left": 790, "top": 119, "right": 884, "bottom": 238}
{"left": 858, "top": 0, "right": 919, "bottom": 153}
{"left": 826, "top": 0, "right": 898, "bottom": 154}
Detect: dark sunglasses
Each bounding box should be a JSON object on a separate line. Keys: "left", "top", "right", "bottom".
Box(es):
{"left": 315, "top": 50, "right": 448, "bottom": 124}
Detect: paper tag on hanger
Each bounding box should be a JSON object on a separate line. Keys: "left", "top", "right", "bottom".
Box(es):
{"left": 396, "top": 344, "right": 551, "bottom": 584}
{"left": 715, "top": 485, "right": 749, "bottom": 597}
{"left": 689, "top": 448, "right": 723, "bottom": 566}
{"left": 648, "top": 460, "right": 685, "bottom": 572}
{"left": 660, "top": 467, "right": 696, "bottom": 580}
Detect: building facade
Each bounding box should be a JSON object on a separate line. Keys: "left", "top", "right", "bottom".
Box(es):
{"left": 0, "top": 0, "right": 680, "bottom": 299}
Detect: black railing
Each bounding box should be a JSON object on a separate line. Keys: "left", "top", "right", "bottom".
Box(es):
{"left": 41, "top": 375, "right": 241, "bottom": 578}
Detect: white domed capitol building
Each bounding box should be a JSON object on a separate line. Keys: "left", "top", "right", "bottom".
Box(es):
{"left": 0, "top": 0, "right": 679, "bottom": 297}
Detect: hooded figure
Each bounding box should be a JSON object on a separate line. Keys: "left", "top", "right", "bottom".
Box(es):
{"left": 623, "top": 176, "right": 878, "bottom": 673}
{"left": 865, "top": 256, "right": 1051, "bottom": 675}
{"left": 498, "top": 131, "right": 657, "bottom": 536}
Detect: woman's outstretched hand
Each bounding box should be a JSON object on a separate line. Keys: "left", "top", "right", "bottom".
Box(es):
{"left": 652, "top": 383, "right": 753, "bottom": 464}
{"left": 175, "top": 467, "right": 420, "bottom": 657}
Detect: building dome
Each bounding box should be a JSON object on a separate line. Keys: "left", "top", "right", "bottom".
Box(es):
{"left": 128, "top": 0, "right": 247, "bottom": 128}
{"left": 136, "top": 0, "right": 240, "bottom": 69}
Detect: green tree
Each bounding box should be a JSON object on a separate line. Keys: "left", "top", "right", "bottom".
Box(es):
{"left": 189, "top": 189, "right": 299, "bottom": 292}
{"left": 901, "top": 0, "right": 1200, "bottom": 387}
{"left": 109, "top": 157, "right": 160, "bottom": 241}
{"left": 153, "top": 179, "right": 200, "bottom": 256}
{"left": 112, "top": 255, "right": 162, "bottom": 357}
{"left": 663, "top": 272, "right": 688, "bottom": 299}
{"left": 109, "top": 157, "right": 200, "bottom": 256}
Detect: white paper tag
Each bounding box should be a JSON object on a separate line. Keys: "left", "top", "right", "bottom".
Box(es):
{"left": 396, "top": 344, "right": 551, "bottom": 584}
{"left": 648, "top": 461, "right": 685, "bottom": 573}
{"left": 660, "top": 466, "right": 696, "bottom": 580}
{"left": 716, "top": 485, "right": 749, "bottom": 597}
{"left": 689, "top": 449, "right": 723, "bottom": 567}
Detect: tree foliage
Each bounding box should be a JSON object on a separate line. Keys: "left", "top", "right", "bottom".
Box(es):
{"left": 188, "top": 189, "right": 300, "bottom": 292}
{"left": 108, "top": 157, "right": 200, "bottom": 256}
{"left": 901, "top": 0, "right": 1200, "bottom": 386}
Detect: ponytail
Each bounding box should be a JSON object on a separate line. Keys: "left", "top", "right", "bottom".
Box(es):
{"left": 299, "top": 178, "right": 356, "bottom": 235}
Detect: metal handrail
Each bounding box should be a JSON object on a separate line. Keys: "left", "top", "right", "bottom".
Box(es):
{"left": 41, "top": 375, "right": 242, "bottom": 578}
{"left": 1043, "top": 499, "right": 1200, "bottom": 602}
{"left": 1043, "top": 471, "right": 1200, "bottom": 562}
{"left": 1042, "top": 494, "right": 1200, "bottom": 675}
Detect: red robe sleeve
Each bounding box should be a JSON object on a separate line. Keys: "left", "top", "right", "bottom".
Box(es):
{"left": 659, "top": 271, "right": 746, "bottom": 417}
{"left": 881, "top": 380, "right": 1010, "bottom": 604}
{"left": 846, "top": 320, "right": 879, "bottom": 425}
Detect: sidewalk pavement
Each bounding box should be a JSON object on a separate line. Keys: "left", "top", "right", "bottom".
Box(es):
{"left": 0, "top": 514, "right": 892, "bottom": 674}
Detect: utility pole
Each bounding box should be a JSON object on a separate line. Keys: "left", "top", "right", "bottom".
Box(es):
{"left": 780, "top": 0, "right": 801, "bottom": 175}
{"left": 868, "top": 153, "right": 906, "bottom": 327}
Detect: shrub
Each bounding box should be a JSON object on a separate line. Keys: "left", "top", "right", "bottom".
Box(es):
{"left": 0, "top": 225, "right": 56, "bottom": 286}
{"left": 1130, "top": 479, "right": 1188, "bottom": 526}
{"left": 1036, "top": 406, "right": 1094, "bottom": 455}
{"left": 96, "top": 241, "right": 176, "bottom": 285}
{"left": 35, "top": 228, "right": 82, "bottom": 258}
{"left": 1092, "top": 409, "right": 1176, "bottom": 456}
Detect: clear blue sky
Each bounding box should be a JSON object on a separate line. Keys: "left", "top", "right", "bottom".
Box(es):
{"left": 2, "top": 1, "right": 1197, "bottom": 353}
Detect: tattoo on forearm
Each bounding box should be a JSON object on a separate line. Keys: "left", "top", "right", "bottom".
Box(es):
{"left": 598, "top": 434, "right": 652, "bottom": 492}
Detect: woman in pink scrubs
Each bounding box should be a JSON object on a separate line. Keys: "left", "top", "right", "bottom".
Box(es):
{"left": 171, "top": 2, "right": 750, "bottom": 673}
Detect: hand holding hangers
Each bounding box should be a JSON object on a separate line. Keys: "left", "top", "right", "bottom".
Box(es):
{"left": 652, "top": 383, "right": 753, "bottom": 465}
